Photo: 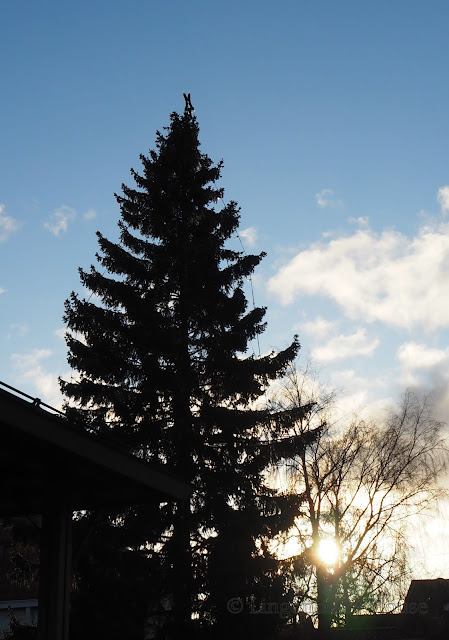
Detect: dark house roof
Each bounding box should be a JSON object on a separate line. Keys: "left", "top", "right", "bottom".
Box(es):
{"left": 402, "top": 579, "right": 449, "bottom": 617}
{"left": 0, "top": 386, "right": 191, "bottom": 516}
{"left": 0, "top": 384, "right": 192, "bottom": 640}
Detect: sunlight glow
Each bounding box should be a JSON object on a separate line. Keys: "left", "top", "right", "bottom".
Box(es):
{"left": 277, "top": 536, "right": 301, "bottom": 559}
{"left": 317, "top": 538, "right": 340, "bottom": 566}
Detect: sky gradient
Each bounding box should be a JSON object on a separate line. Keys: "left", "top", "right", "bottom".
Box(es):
{"left": 2, "top": 0, "right": 449, "bottom": 578}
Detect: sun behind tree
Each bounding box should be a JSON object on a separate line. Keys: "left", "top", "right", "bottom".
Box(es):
{"left": 317, "top": 538, "right": 340, "bottom": 567}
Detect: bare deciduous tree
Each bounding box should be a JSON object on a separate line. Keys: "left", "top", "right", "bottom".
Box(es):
{"left": 269, "top": 364, "right": 448, "bottom": 633}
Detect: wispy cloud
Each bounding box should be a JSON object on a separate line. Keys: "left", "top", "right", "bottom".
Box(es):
{"left": 0, "top": 287, "right": 6, "bottom": 295}
{"left": 10, "top": 348, "right": 64, "bottom": 408}
{"left": 8, "top": 323, "right": 29, "bottom": 339}
{"left": 437, "top": 186, "right": 449, "bottom": 214}
{"left": 348, "top": 216, "right": 369, "bottom": 227}
{"left": 0, "top": 204, "right": 20, "bottom": 242}
{"left": 239, "top": 226, "right": 258, "bottom": 247}
{"left": 43, "top": 205, "right": 76, "bottom": 236}
{"left": 316, "top": 188, "right": 344, "bottom": 209}
{"left": 267, "top": 215, "right": 449, "bottom": 331}
{"left": 299, "top": 316, "right": 337, "bottom": 340}
{"left": 83, "top": 208, "right": 97, "bottom": 220}
{"left": 312, "top": 328, "right": 379, "bottom": 363}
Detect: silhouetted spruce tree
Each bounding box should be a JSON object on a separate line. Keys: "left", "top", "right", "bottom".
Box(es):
{"left": 61, "top": 97, "right": 314, "bottom": 639}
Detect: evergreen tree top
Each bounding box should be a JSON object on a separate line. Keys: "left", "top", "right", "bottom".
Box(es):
{"left": 60, "top": 95, "right": 311, "bottom": 638}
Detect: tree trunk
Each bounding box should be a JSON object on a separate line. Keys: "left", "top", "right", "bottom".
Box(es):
{"left": 342, "top": 572, "right": 353, "bottom": 628}
{"left": 172, "top": 498, "right": 192, "bottom": 636}
{"left": 172, "top": 279, "right": 194, "bottom": 636}
{"left": 316, "top": 567, "right": 332, "bottom": 637}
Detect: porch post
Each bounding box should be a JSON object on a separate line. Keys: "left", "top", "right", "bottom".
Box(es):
{"left": 38, "top": 503, "right": 72, "bottom": 640}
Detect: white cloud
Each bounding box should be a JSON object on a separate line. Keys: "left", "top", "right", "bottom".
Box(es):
{"left": 54, "top": 327, "right": 87, "bottom": 345}
{"left": 267, "top": 219, "right": 449, "bottom": 331}
{"left": 396, "top": 341, "right": 449, "bottom": 388}
{"left": 397, "top": 342, "right": 449, "bottom": 371}
{"left": 437, "top": 186, "right": 449, "bottom": 214}
{"left": 0, "top": 204, "right": 20, "bottom": 242}
{"left": 43, "top": 205, "right": 76, "bottom": 236}
{"left": 84, "top": 208, "right": 97, "bottom": 220}
{"left": 10, "top": 348, "right": 64, "bottom": 408}
{"left": 0, "top": 287, "right": 6, "bottom": 295}
{"left": 395, "top": 341, "right": 449, "bottom": 423}
{"left": 328, "top": 368, "right": 391, "bottom": 420}
{"left": 239, "top": 226, "right": 258, "bottom": 247}
{"left": 312, "top": 328, "right": 379, "bottom": 363}
{"left": 316, "top": 188, "right": 344, "bottom": 209}
{"left": 299, "top": 316, "right": 337, "bottom": 340}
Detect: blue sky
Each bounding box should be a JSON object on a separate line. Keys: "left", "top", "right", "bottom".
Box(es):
{"left": 2, "top": 0, "right": 449, "bottom": 570}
